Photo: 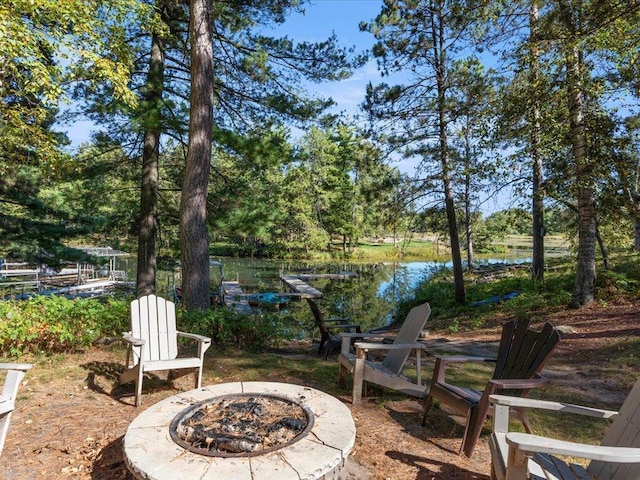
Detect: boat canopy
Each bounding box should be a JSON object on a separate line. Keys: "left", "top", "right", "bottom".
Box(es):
{"left": 76, "top": 246, "right": 129, "bottom": 257}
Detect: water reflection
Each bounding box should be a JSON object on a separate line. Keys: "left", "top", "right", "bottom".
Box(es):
{"left": 115, "top": 256, "right": 533, "bottom": 332}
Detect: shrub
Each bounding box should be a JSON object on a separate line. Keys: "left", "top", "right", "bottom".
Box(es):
{"left": 178, "top": 308, "right": 295, "bottom": 352}
{"left": 0, "top": 296, "right": 129, "bottom": 357}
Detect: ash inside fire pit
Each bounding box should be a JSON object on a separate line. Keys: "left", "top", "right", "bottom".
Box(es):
{"left": 169, "top": 393, "right": 314, "bottom": 457}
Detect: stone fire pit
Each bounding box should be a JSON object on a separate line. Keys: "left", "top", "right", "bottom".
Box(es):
{"left": 124, "top": 382, "right": 356, "bottom": 480}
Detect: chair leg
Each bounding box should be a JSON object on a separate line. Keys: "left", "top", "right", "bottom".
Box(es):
{"left": 519, "top": 409, "right": 533, "bottom": 433}
{"left": 195, "top": 366, "right": 203, "bottom": 389}
{"left": 324, "top": 338, "right": 340, "bottom": 359}
{"left": 338, "top": 363, "right": 347, "bottom": 388}
{"left": 421, "top": 394, "right": 434, "bottom": 426}
{"left": 462, "top": 406, "right": 486, "bottom": 457}
{"left": 318, "top": 337, "right": 326, "bottom": 355}
{"left": 506, "top": 446, "right": 529, "bottom": 480}
{"left": 490, "top": 463, "right": 498, "bottom": 480}
{"left": 459, "top": 410, "right": 473, "bottom": 456}
{"left": 0, "top": 411, "right": 13, "bottom": 455}
{"left": 135, "top": 365, "right": 144, "bottom": 407}
{"left": 352, "top": 349, "right": 366, "bottom": 405}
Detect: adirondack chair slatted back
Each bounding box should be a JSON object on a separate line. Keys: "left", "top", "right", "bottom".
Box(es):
{"left": 493, "top": 320, "right": 561, "bottom": 393}
{"left": 589, "top": 376, "right": 640, "bottom": 479}
{"left": 493, "top": 319, "right": 520, "bottom": 378}
{"left": 130, "top": 294, "right": 178, "bottom": 363}
{"left": 381, "top": 302, "right": 431, "bottom": 375}
{"left": 1, "top": 363, "right": 32, "bottom": 455}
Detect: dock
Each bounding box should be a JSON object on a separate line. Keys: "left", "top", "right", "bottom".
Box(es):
{"left": 3, "top": 279, "right": 133, "bottom": 300}
{"left": 0, "top": 262, "right": 40, "bottom": 280}
{"left": 295, "top": 272, "right": 358, "bottom": 281}
{"left": 221, "top": 281, "right": 253, "bottom": 315}
{"left": 220, "top": 271, "right": 349, "bottom": 312}
{"left": 279, "top": 274, "right": 323, "bottom": 298}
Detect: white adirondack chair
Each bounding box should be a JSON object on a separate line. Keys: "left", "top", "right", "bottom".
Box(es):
{"left": 489, "top": 375, "right": 640, "bottom": 480}
{"left": 1, "top": 363, "right": 33, "bottom": 456}
{"left": 120, "top": 294, "right": 211, "bottom": 406}
{"left": 338, "top": 302, "right": 431, "bottom": 405}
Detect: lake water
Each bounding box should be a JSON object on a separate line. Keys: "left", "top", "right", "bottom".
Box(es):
{"left": 116, "top": 254, "right": 536, "bottom": 331}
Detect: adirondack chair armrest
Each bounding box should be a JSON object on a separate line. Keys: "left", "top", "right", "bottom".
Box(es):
{"left": 351, "top": 341, "right": 428, "bottom": 389}
{"left": 326, "top": 319, "right": 361, "bottom": 333}
{"left": 434, "top": 355, "right": 497, "bottom": 364}
{"left": 176, "top": 331, "right": 212, "bottom": 344}
{"left": 490, "top": 394, "right": 619, "bottom": 419}
{"left": 354, "top": 341, "right": 426, "bottom": 352}
{"left": 340, "top": 332, "right": 394, "bottom": 355}
{"left": 177, "top": 331, "right": 212, "bottom": 357}
{"left": 0, "top": 363, "right": 33, "bottom": 372}
{"left": 122, "top": 332, "right": 145, "bottom": 347}
{"left": 325, "top": 317, "right": 350, "bottom": 324}
{"left": 487, "top": 376, "right": 549, "bottom": 391}
{"left": 176, "top": 330, "right": 211, "bottom": 358}
{"left": 505, "top": 432, "right": 640, "bottom": 463}
{"left": 327, "top": 323, "right": 361, "bottom": 331}
{"left": 340, "top": 332, "right": 391, "bottom": 339}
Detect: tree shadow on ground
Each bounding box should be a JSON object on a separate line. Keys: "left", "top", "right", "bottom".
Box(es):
{"left": 386, "top": 450, "right": 490, "bottom": 480}
{"left": 91, "top": 435, "right": 134, "bottom": 480}
{"left": 385, "top": 399, "right": 477, "bottom": 455}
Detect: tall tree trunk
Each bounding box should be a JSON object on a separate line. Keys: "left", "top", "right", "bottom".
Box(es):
{"left": 562, "top": 17, "right": 596, "bottom": 307}
{"left": 529, "top": 1, "right": 545, "bottom": 284}
{"left": 136, "top": 29, "right": 165, "bottom": 298}
{"left": 464, "top": 121, "right": 474, "bottom": 271}
{"left": 432, "top": 1, "right": 465, "bottom": 303}
{"left": 464, "top": 173, "right": 473, "bottom": 271}
{"left": 595, "top": 222, "right": 610, "bottom": 270}
{"left": 611, "top": 149, "right": 640, "bottom": 251}
{"left": 180, "top": 0, "right": 213, "bottom": 310}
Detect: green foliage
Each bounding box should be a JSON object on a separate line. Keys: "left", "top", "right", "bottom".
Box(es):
{"left": 395, "top": 259, "right": 582, "bottom": 333}
{"left": 0, "top": 296, "right": 129, "bottom": 357}
{"left": 178, "top": 308, "right": 296, "bottom": 352}
{"left": 408, "top": 264, "right": 572, "bottom": 330}
{"left": 0, "top": 295, "right": 304, "bottom": 357}
{"left": 483, "top": 209, "right": 532, "bottom": 236}
{"left": 1, "top": 0, "right": 151, "bottom": 261}
{"left": 597, "top": 270, "right": 639, "bottom": 294}
{"left": 1, "top": 0, "right": 148, "bottom": 165}
{"left": 206, "top": 124, "right": 406, "bottom": 259}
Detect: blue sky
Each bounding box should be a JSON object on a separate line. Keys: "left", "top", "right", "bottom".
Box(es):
{"left": 269, "top": 0, "right": 383, "bottom": 115}
{"left": 64, "top": 0, "right": 384, "bottom": 148}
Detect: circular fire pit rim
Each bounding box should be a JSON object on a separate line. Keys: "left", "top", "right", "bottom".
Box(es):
{"left": 124, "top": 381, "right": 356, "bottom": 480}
{"left": 168, "top": 392, "right": 315, "bottom": 458}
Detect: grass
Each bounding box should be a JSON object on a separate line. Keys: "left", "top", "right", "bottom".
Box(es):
{"left": 7, "top": 248, "right": 640, "bottom": 475}
{"left": 409, "top": 255, "right": 624, "bottom": 332}
{"left": 209, "top": 237, "right": 451, "bottom": 261}
{"left": 348, "top": 240, "right": 449, "bottom": 261}
{"left": 208, "top": 234, "right": 570, "bottom": 262}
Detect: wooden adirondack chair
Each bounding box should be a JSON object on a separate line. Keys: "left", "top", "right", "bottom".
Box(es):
{"left": 489, "top": 375, "right": 640, "bottom": 480}
{"left": 422, "top": 319, "right": 561, "bottom": 457}
{"left": 119, "top": 294, "right": 211, "bottom": 407}
{"left": 338, "top": 302, "right": 431, "bottom": 405}
{"left": 1, "top": 363, "right": 33, "bottom": 456}
{"left": 306, "top": 298, "right": 361, "bottom": 358}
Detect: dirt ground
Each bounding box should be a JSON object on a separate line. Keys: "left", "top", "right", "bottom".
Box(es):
{"left": 1, "top": 298, "right": 639, "bottom": 480}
